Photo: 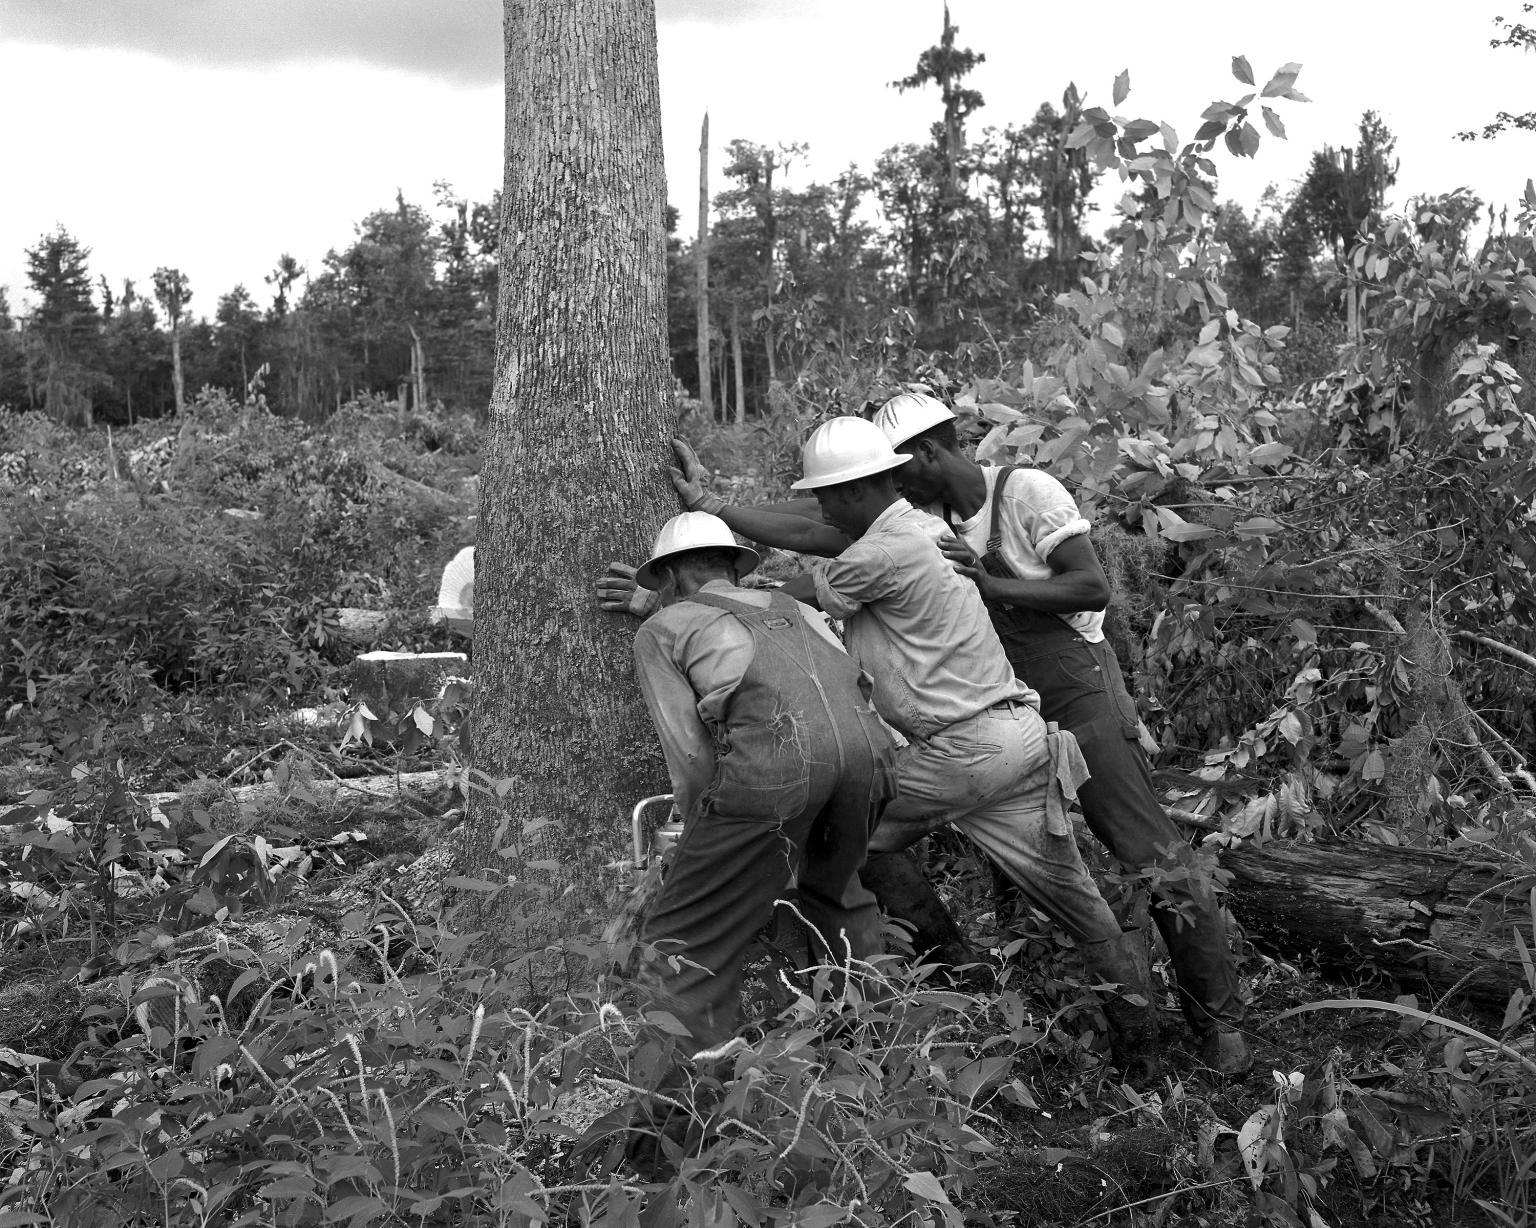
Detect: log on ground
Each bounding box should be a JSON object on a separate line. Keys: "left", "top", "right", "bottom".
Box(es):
{"left": 142, "top": 769, "right": 455, "bottom": 828}
{"left": 1221, "top": 839, "right": 1530, "bottom": 1015}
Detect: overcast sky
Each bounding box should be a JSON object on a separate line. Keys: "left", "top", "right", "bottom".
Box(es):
{"left": 1, "top": 0, "right": 1532, "bottom": 317}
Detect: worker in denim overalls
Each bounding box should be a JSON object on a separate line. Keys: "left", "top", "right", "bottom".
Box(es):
{"left": 629, "top": 421, "right": 1163, "bottom": 1082}
{"left": 630, "top": 512, "right": 894, "bottom": 1053}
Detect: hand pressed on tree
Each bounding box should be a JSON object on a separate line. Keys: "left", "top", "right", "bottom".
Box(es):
{"left": 595, "top": 562, "right": 659, "bottom": 618}
{"left": 668, "top": 437, "right": 724, "bottom": 515}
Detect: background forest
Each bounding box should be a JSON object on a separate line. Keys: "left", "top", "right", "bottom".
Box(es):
{"left": 2, "top": 30, "right": 1396, "bottom": 427}
{"left": 4, "top": 11, "right": 1536, "bottom": 1228}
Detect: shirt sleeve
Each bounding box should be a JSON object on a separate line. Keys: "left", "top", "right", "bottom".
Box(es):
{"left": 812, "top": 538, "right": 900, "bottom": 620}
{"left": 632, "top": 621, "right": 715, "bottom": 821}
{"left": 1005, "top": 471, "right": 1091, "bottom": 564}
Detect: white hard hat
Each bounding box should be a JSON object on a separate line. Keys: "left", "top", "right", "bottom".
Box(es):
{"left": 873, "top": 392, "right": 956, "bottom": 448}
{"left": 790, "top": 416, "right": 913, "bottom": 491}
{"left": 636, "top": 511, "right": 760, "bottom": 590}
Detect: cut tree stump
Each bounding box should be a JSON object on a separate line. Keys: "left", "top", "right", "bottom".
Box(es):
{"left": 1221, "top": 840, "right": 1531, "bottom": 1015}
{"left": 350, "top": 651, "right": 468, "bottom": 718}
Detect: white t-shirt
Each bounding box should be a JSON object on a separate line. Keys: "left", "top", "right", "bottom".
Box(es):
{"left": 935, "top": 465, "right": 1105, "bottom": 644}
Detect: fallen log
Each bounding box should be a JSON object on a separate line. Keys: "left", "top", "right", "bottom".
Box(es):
{"left": 330, "top": 607, "right": 393, "bottom": 642}
{"left": 142, "top": 769, "right": 455, "bottom": 827}
{"left": 1221, "top": 839, "right": 1532, "bottom": 1016}
{"left": 368, "top": 462, "right": 467, "bottom": 509}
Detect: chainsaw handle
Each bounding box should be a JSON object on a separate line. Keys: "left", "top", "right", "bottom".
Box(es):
{"left": 630, "top": 794, "right": 676, "bottom": 866}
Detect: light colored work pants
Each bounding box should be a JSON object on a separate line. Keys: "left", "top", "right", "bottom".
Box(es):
{"left": 869, "top": 701, "right": 1124, "bottom": 949}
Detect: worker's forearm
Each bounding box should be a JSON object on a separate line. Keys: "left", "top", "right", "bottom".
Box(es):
{"left": 780, "top": 572, "right": 821, "bottom": 608}
{"left": 754, "top": 496, "right": 826, "bottom": 521}
{"left": 718, "top": 504, "right": 848, "bottom": 557}
{"left": 986, "top": 574, "right": 1109, "bottom": 614}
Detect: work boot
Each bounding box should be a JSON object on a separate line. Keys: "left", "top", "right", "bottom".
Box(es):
{"left": 1102, "top": 993, "right": 1163, "bottom": 1086}
{"left": 862, "top": 851, "right": 981, "bottom": 971}
{"left": 1198, "top": 1026, "right": 1254, "bottom": 1078}
{"left": 1079, "top": 932, "right": 1162, "bottom": 1085}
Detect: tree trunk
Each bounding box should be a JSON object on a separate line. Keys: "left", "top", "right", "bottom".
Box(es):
{"left": 760, "top": 148, "right": 778, "bottom": 387}
{"left": 695, "top": 113, "right": 712, "bottom": 416}
{"left": 715, "top": 326, "right": 727, "bottom": 421}
{"left": 170, "top": 327, "right": 185, "bottom": 415}
{"left": 731, "top": 301, "right": 746, "bottom": 424}
{"left": 468, "top": 0, "right": 673, "bottom": 946}
{"left": 1222, "top": 840, "right": 1529, "bottom": 1015}
{"left": 408, "top": 322, "right": 427, "bottom": 412}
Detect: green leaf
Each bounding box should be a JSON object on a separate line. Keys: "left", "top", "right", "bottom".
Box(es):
{"left": 903, "top": 1171, "right": 951, "bottom": 1202}
{"left": 443, "top": 875, "right": 502, "bottom": 892}
{"left": 1261, "top": 62, "right": 1302, "bottom": 98}
{"left": 1278, "top": 712, "right": 1304, "bottom": 745}
{"left": 1160, "top": 522, "right": 1219, "bottom": 543}
{"left": 324, "top": 1195, "right": 387, "bottom": 1226}
{"left": 1338, "top": 724, "right": 1370, "bottom": 759}
{"left": 1247, "top": 441, "right": 1292, "bottom": 466}
{"left": 794, "top": 1206, "right": 853, "bottom": 1228}
{"left": 954, "top": 1053, "right": 1014, "bottom": 1101}
{"left": 1066, "top": 123, "right": 1096, "bottom": 150}
{"left": 1261, "top": 105, "right": 1287, "bottom": 138}
{"left": 1232, "top": 55, "right": 1254, "bottom": 85}
{"left": 259, "top": 1176, "right": 318, "bottom": 1201}
{"left": 1113, "top": 69, "right": 1130, "bottom": 106}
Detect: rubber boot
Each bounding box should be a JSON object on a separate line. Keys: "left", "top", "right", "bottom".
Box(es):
{"left": 1079, "top": 932, "right": 1162, "bottom": 1085}
{"left": 1198, "top": 1027, "right": 1254, "bottom": 1078}
{"left": 862, "top": 851, "right": 980, "bottom": 971}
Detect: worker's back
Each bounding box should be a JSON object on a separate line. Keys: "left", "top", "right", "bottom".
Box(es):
{"left": 679, "top": 586, "right": 888, "bottom": 823}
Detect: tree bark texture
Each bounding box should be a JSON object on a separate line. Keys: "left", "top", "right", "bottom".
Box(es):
{"left": 695, "top": 112, "right": 712, "bottom": 417}
{"left": 469, "top": 0, "right": 674, "bottom": 942}
{"left": 1222, "top": 840, "right": 1530, "bottom": 1015}
{"left": 731, "top": 302, "right": 746, "bottom": 424}
{"left": 170, "top": 326, "right": 185, "bottom": 415}
{"left": 759, "top": 149, "right": 778, "bottom": 387}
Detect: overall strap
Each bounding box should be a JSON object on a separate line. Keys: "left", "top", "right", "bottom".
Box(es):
{"left": 981, "top": 465, "right": 1023, "bottom": 580}
{"left": 682, "top": 590, "right": 770, "bottom": 618}
{"left": 683, "top": 588, "right": 837, "bottom": 692}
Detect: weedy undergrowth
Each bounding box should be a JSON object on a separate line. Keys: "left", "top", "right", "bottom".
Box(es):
{"left": 0, "top": 867, "right": 1048, "bottom": 1227}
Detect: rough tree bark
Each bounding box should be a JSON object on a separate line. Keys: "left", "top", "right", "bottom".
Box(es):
{"left": 759, "top": 148, "right": 778, "bottom": 387}
{"left": 1223, "top": 840, "right": 1529, "bottom": 1015}
{"left": 695, "top": 112, "right": 712, "bottom": 417}
{"left": 731, "top": 301, "right": 746, "bottom": 424}
{"left": 153, "top": 267, "right": 190, "bottom": 416}
{"left": 464, "top": 0, "right": 674, "bottom": 945}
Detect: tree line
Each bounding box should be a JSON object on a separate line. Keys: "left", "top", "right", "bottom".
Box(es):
{"left": 0, "top": 185, "right": 500, "bottom": 428}
{"left": 0, "top": 13, "right": 1411, "bottom": 429}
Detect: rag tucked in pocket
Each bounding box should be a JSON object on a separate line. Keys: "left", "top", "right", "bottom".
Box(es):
{"left": 1043, "top": 723, "right": 1091, "bottom": 837}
